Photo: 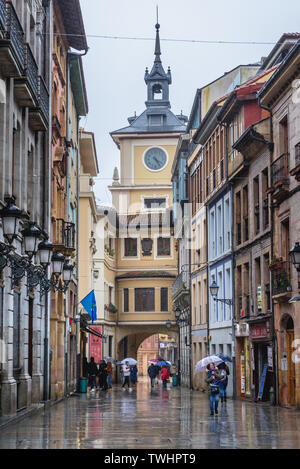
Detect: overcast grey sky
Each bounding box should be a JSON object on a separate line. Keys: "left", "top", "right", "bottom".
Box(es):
{"left": 79, "top": 0, "right": 300, "bottom": 206}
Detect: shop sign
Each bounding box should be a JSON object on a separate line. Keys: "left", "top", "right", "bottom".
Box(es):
{"left": 268, "top": 346, "right": 273, "bottom": 369}
{"left": 257, "top": 286, "right": 262, "bottom": 311}
{"left": 281, "top": 357, "right": 288, "bottom": 371}
{"left": 241, "top": 354, "right": 245, "bottom": 394}
{"left": 251, "top": 325, "right": 267, "bottom": 339}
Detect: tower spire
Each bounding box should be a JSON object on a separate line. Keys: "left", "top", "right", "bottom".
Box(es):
{"left": 154, "top": 8, "right": 161, "bottom": 63}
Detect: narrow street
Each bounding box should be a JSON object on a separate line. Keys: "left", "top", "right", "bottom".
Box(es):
{"left": 0, "top": 380, "right": 299, "bottom": 449}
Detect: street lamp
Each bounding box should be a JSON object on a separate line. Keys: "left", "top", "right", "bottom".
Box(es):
{"left": 62, "top": 259, "right": 73, "bottom": 286}
{"left": 289, "top": 242, "right": 300, "bottom": 290}
{"left": 22, "top": 222, "right": 41, "bottom": 260}
{"left": 0, "top": 197, "right": 24, "bottom": 244}
{"left": 51, "top": 251, "right": 65, "bottom": 279}
{"left": 166, "top": 319, "right": 172, "bottom": 329}
{"left": 289, "top": 242, "right": 300, "bottom": 271}
{"left": 209, "top": 280, "right": 219, "bottom": 298}
{"left": 209, "top": 281, "right": 236, "bottom": 400}
{"left": 38, "top": 239, "right": 54, "bottom": 268}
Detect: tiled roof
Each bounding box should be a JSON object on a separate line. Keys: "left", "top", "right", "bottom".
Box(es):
{"left": 58, "top": 0, "right": 88, "bottom": 51}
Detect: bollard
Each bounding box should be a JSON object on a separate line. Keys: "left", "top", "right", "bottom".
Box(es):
{"left": 269, "top": 386, "right": 275, "bottom": 405}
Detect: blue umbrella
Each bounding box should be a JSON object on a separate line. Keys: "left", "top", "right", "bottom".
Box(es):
{"left": 156, "top": 360, "right": 170, "bottom": 367}
{"left": 216, "top": 353, "right": 232, "bottom": 363}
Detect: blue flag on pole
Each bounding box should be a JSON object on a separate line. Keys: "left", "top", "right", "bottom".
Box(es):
{"left": 80, "top": 290, "right": 97, "bottom": 324}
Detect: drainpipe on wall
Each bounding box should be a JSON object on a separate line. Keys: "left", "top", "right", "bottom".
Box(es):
{"left": 43, "top": 0, "right": 53, "bottom": 403}
{"left": 258, "top": 98, "right": 277, "bottom": 405}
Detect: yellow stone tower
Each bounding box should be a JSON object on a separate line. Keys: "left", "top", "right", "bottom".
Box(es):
{"left": 109, "top": 22, "right": 187, "bottom": 361}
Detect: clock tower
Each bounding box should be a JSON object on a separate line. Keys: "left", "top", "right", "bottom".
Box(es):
{"left": 107, "top": 22, "right": 187, "bottom": 364}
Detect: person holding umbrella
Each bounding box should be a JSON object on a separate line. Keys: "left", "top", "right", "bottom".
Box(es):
{"left": 218, "top": 362, "right": 230, "bottom": 403}
{"left": 161, "top": 365, "right": 170, "bottom": 389}
{"left": 122, "top": 360, "right": 132, "bottom": 391}
{"left": 206, "top": 363, "right": 222, "bottom": 416}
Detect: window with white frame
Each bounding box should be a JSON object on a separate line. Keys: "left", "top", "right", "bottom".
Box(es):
{"left": 217, "top": 203, "right": 222, "bottom": 256}
{"left": 210, "top": 208, "right": 215, "bottom": 259}
{"left": 224, "top": 196, "right": 230, "bottom": 251}
{"left": 225, "top": 266, "right": 231, "bottom": 320}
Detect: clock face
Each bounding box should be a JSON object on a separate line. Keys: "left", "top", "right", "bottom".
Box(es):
{"left": 144, "top": 147, "right": 167, "bottom": 171}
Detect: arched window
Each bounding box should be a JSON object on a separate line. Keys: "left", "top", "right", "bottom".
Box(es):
{"left": 152, "top": 83, "right": 162, "bottom": 100}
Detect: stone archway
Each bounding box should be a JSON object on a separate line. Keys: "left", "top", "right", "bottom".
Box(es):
{"left": 115, "top": 326, "right": 178, "bottom": 382}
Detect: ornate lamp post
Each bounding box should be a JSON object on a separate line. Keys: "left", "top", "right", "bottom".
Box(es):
{"left": 209, "top": 281, "right": 236, "bottom": 400}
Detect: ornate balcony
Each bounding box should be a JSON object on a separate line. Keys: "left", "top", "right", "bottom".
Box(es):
{"left": 172, "top": 271, "right": 190, "bottom": 307}
{"left": 0, "top": 2, "right": 24, "bottom": 77}
{"left": 0, "top": 0, "right": 5, "bottom": 36}
{"left": 290, "top": 142, "right": 300, "bottom": 181}
{"left": 14, "top": 44, "right": 38, "bottom": 108}
{"left": 52, "top": 218, "right": 75, "bottom": 256}
{"left": 272, "top": 261, "right": 292, "bottom": 301}
{"left": 268, "top": 153, "right": 289, "bottom": 203}
{"left": 29, "top": 76, "right": 49, "bottom": 131}
{"left": 29, "top": 76, "right": 49, "bottom": 130}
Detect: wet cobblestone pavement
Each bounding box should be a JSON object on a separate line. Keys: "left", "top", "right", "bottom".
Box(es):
{"left": 0, "top": 381, "right": 300, "bottom": 449}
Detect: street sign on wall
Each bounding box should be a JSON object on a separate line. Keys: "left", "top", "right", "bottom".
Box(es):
{"left": 89, "top": 326, "right": 102, "bottom": 363}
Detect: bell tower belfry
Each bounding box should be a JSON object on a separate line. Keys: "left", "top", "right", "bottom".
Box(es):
{"left": 144, "top": 22, "right": 172, "bottom": 109}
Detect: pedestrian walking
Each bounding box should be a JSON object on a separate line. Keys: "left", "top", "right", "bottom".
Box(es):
{"left": 130, "top": 365, "right": 138, "bottom": 388}
{"left": 218, "top": 362, "right": 229, "bottom": 403}
{"left": 98, "top": 360, "right": 108, "bottom": 391}
{"left": 161, "top": 365, "right": 170, "bottom": 389}
{"left": 170, "top": 363, "right": 177, "bottom": 377}
{"left": 206, "top": 363, "right": 222, "bottom": 416}
{"left": 122, "top": 361, "right": 132, "bottom": 391}
{"left": 107, "top": 361, "right": 113, "bottom": 389}
{"left": 148, "top": 363, "right": 158, "bottom": 388}
{"left": 87, "top": 357, "right": 98, "bottom": 391}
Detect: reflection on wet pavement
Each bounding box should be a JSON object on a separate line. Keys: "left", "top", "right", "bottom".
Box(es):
{"left": 0, "top": 380, "right": 300, "bottom": 449}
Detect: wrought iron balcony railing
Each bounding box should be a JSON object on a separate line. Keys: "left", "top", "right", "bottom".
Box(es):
{"left": 0, "top": 0, "right": 6, "bottom": 32}
{"left": 172, "top": 271, "right": 190, "bottom": 299}
{"left": 53, "top": 218, "right": 75, "bottom": 251}
{"left": 6, "top": 2, "right": 24, "bottom": 70}
{"left": 271, "top": 153, "right": 289, "bottom": 186}
{"left": 295, "top": 142, "right": 300, "bottom": 167}
{"left": 38, "top": 75, "right": 49, "bottom": 123}
{"left": 24, "top": 43, "right": 38, "bottom": 99}
{"left": 272, "top": 261, "right": 291, "bottom": 296}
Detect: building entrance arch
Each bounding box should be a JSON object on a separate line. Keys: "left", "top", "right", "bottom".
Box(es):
{"left": 280, "top": 314, "right": 296, "bottom": 406}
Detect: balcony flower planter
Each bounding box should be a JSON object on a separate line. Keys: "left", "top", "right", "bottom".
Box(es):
{"left": 104, "top": 303, "right": 118, "bottom": 314}
{"left": 105, "top": 245, "right": 114, "bottom": 257}
{"left": 126, "top": 251, "right": 137, "bottom": 256}
{"left": 269, "top": 258, "right": 283, "bottom": 271}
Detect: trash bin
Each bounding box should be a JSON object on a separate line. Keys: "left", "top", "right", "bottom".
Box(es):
{"left": 80, "top": 377, "right": 87, "bottom": 393}
{"left": 172, "top": 375, "right": 178, "bottom": 387}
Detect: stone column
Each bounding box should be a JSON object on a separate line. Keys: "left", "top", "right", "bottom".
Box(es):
{"left": 0, "top": 267, "right": 17, "bottom": 416}
{"left": 31, "top": 294, "right": 44, "bottom": 403}
{"left": 17, "top": 281, "right": 32, "bottom": 410}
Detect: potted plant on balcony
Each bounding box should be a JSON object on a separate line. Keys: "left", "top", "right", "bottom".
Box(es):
{"left": 104, "top": 303, "right": 118, "bottom": 313}
{"left": 269, "top": 257, "right": 283, "bottom": 271}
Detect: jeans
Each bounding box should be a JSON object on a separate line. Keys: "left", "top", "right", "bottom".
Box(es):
{"left": 209, "top": 393, "right": 220, "bottom": 413}
{"left": 150, "top": 378, "right": 155, "bottom": 387}
{"left": 89, "top": 375, "right": 97, "bottom": 389}
{"left": 107, "top": 374, "right": 112, "bottom": 388}
{"left": 219, "top": 382, "right": 227, "bottom": 398}
{"left": 122, "top": 376, "right": 130, "bottom": 388}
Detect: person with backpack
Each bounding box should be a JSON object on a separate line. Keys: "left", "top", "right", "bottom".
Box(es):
{"left": 218, "top": 362, "right": 230, "bottom": 403}
{"left": 98, "top": 360, "right": 108, "bottom": 391}
{"left": 205, "top": 363, "right": 222, "bottom": 416}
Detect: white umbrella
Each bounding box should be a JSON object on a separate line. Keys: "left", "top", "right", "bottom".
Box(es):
{"left": 121, "top": 358, "right": 137, "bottom": 365}
{"left": 104, "top": 357, "right": 114, "bottom": 362}
{"left": 194, "top": 355, "right": 223, "bottom": 373}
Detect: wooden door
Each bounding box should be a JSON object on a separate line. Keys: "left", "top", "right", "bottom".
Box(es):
{"left": 287, "top": 329, "right": 296, "bottom": 405}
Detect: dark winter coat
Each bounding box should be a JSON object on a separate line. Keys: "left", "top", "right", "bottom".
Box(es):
{"left": 88, "top": 361, "right": 98, "bottom": 376}
{"left": 130, "top": 365, "right": 138, "bottom": 382}
{"left": 148, "top": 364, "right": 158, "bottom": 379}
